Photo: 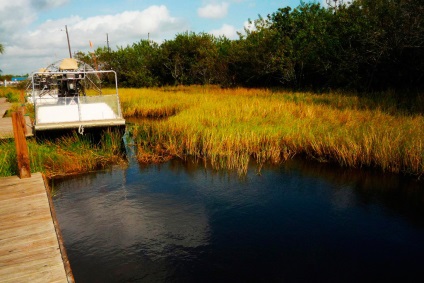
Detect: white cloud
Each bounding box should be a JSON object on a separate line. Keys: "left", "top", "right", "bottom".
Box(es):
{"left": 0, "top": 5, "right": 187, "bottom": 74}
{"left": 198, "top": 2, "right": 229, "bottom": 19}
{"left": 0, "top": 0, "right": 69, "bottom": 36}
{"left": 209, "top": 24, "right": 239, "bottom": 39}
{"left": 321, "top": 0, "right": 330, "bottom": 8}
{"left": 0, "top": 0, "right": 36, "bottom": 36}
{"left": 243, "top": 20, "right": 256, "bottom": 32}
{"left": 321, "top": 0, "right": 351, "bottom": 9}
{"left": 69, "top": 6, "right": 183, "bottom": 46}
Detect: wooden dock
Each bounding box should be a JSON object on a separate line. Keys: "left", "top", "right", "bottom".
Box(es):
{"left": 0, "top": 98, "right": 33, "bottom": 139}
{"left": 0, "top": 173, "right": 73, "bottom": 282}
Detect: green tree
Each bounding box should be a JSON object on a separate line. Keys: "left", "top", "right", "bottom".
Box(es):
{"left": 229, "top": 16, "right": 289, "bottom": 86}
{"left": 112, "top": 40, "right": 161, "bottom": 87}
{"left": 354, "top": 0, "right": 424, "bottom": 90}
{"left": 268, "top": 3, "right": 337, "bottom": 88}
{"left": 68, "top": 0, "right": 424, "bottom": 92}
{"left": 213, "top": 36, "right": 233, "bottom": 86}
{"left": 265, "top": 0, "right": 424, "bottom": 91}
{"left": 160, "top": 32, "right": 226, "bottom": 85}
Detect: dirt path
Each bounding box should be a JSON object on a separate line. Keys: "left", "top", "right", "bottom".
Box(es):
{"left": 0, "top": 98, "right": 33, "bottom": 139}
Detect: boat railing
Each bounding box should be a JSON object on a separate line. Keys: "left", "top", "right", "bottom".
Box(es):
{"left": 29, "top": 69, "right": 124, "bottom": 129}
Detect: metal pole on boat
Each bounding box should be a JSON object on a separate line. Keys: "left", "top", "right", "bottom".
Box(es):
{"left": 65, "top": 25, "right": 72, "bottom": 58}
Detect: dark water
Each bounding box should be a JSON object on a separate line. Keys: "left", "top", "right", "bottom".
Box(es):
{"left": 51, "top": 157, "right": 424, "bottom": 283}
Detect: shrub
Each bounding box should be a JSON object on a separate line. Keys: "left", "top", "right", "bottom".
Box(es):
{"left": 5, "top": 92, "right": 20, "bottom": 103}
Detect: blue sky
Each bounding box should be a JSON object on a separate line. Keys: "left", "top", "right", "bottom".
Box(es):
{"left": 0, "top": 0, "right": 321, "bottom": 75}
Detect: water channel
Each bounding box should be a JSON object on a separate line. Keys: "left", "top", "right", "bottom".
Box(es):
{"left": 51, "top": 151, "right": 424, "bottom": 282}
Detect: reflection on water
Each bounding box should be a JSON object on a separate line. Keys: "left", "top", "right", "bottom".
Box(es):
{"left": 52, "top": 157, "right": 424, "bottom": 282}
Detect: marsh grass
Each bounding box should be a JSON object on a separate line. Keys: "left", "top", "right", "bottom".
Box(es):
{"left": 121, "top": 86, "right": 424, "bottom": 176}
{"left": 118, "top": 87, "right": 193, "bottom": 118}
{"left": 0, "top": 130, "right": 126, "bottom": 177}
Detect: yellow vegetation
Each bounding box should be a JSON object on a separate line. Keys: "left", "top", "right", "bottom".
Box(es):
{"left": 119, "top": 86, "right": 424, "bottom": 176}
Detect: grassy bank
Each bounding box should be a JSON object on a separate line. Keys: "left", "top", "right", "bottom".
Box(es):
{"left": 119, "top": 86, "right": 424, "bottom": 176}
{"left": 0, "top": 130, "right": 125, "bottom": 178}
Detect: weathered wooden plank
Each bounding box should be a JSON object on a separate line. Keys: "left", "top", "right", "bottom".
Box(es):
{"left": 0, "top": 223, "right": 54, "bottom": 246}
{"left": 0, "top": 192, "right": 45, "bottom": 203}
{"left": 0, "top": 176, "right": 44, "bottom": 190}
{"left": 0, "top": 198, "right": 48, "bottom": 213}
{"left": 0, "top": 174, "right": 43, "bottom": 190}
{"left": 0, "top": 192, "right": 45, "bottom": 204}
{"left": 0, "top": 205, "right": 46, "bottom": 223}
{"left": 1, "top": 266, "right": 67, "bottom": 283}
{"left": 0, "top": 252, "right": 63, "bottom": 272}
{"left": 0, "top": 173, "right": 71, "bottom": 282}
{"left": 0, "top": 259, "right": 67, "bottom": 283}
{"left": 0, "top": 213, "right": 52, "bottom": 232}
{"left": 0, "top": 98, "right": 32, "bottom": 139}
{"left": 0, "top": 182, "right": 44, "bottom": 194}
{"left": 0, "top": 228, "right": 58, "bottom": 257}
{"left": 0, "top": 246, "right": 65, "bottom": 275}
{"left": 0, "top": 204, "right": 49, "bottom": 219}
{"left": 0, "top": 217, "right": 54, "bottom": 240}
{"left": 0, "top": 256, "right": 64, "bottom": 277}
{"left": 0, "top": 172, "right": 43, "bottom": 184}
{"left": 0, "top": 175, "right": 44, "bottom": 198}
{"left": 0, "top": 244, "right": 61, "bottom": 266}
{"left": 0, "top": 198, "right": 47, "bottom": 217}
{"left": 0, "top": 116, "right": 33, "bottom": 139}
{"left": 0, "top": 193, "right": 47, "bottom": 208}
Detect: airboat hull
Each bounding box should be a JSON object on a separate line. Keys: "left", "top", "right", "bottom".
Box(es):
{"left": 34, "top": 119, "right": 125, "bottom": 131}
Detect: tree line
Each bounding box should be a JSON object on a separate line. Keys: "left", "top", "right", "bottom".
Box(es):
{"left": 74, "top": 0, "right": 423, "bottom": 93}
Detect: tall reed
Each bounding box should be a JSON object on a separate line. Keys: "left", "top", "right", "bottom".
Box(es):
{"left": 121, "top": 86, "right": 424, "bottom": 176}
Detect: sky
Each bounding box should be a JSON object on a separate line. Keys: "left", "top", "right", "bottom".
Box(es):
{"left": 0, "top": 0, "right": 323, "bottom": 75}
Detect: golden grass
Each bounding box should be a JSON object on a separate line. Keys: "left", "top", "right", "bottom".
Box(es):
{"left": 118, "top": 87, "right": 192, "bottom": 118}
{"left": 120, "top": 86, "right": 424, "bottom": 176}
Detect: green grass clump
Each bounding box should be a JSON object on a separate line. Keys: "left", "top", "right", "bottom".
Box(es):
{"left": 5, "top": 92, "right": 20, "bottom": 103}
{"left": 121, "top": 86, "right": 424, "bottom": 176}
{"left": 0, "top": 87, "right": 21, "bottom": 102}
{"left": 0, "top": 130, "right": 126, "bottom": 178}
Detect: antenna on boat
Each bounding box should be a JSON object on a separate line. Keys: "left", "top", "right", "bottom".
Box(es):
{"left": 106, "top": 33, "right": 110, "bottom": 52}
{"left": 326, "top": 0, "right": 344, "bottom": 12}
{"left": 65, "top": 25, "right": 72, "bottom": 58}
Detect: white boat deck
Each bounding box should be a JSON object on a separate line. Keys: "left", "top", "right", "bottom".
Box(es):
{"left": 37, "top": 103, "right": 118, "bottom": 123}
{"left": 33, "top": 95, "right": 125, "bottom": 131}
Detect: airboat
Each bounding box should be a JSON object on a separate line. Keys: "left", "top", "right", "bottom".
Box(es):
{"left": 27, "top": 58, "right": 125, "bottom": 135}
